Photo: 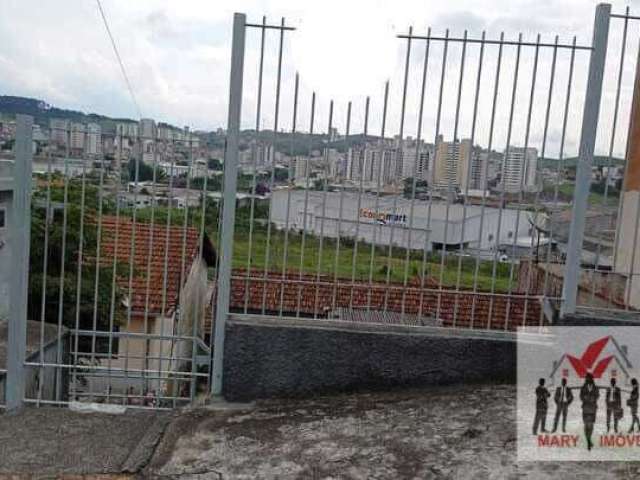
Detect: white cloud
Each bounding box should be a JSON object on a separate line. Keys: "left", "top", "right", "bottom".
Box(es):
{"left": 0, "top": 0, "right": 635, "bottom": 156}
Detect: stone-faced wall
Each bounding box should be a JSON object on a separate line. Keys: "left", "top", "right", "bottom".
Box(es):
{"left": 222, "top": 317, "right": 516, "bottom": 402}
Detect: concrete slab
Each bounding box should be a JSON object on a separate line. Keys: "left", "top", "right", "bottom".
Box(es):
{"left": 0, "top": 407, "right": 171, "bottom": 476}
{"left": 145, "top": 384, "right": 640, "bottom": 479}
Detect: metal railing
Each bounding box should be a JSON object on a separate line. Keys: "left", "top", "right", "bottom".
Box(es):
{"left": 2, "top": 116, "right": 221, "bottom": 410}
{"left": 3, "top": 2, "right": 640, "bottom": 411}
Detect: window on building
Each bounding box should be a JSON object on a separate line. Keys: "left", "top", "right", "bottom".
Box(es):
{"left": 508, "top": 231, "right": 513, "bottom": 239}
{"left": 488, "top": 234, "right": 494, "bottom": 242}
{"left": 0, "top": 208, "right": 5, "bottom": 229}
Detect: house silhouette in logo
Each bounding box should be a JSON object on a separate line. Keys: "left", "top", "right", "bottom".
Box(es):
{"left": 549, "top": 336, "right": 633, "bottom": 386}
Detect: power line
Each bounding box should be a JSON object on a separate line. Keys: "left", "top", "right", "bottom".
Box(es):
{"left": 96, "top": 0, "right": 143, "bottom": 119}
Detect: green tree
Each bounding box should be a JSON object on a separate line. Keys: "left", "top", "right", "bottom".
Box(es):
{"left": 28, "top": 181, "right": 125, "bottom": 352}
{"left": 208, "top": 158, "right": 223, "bottom": 170}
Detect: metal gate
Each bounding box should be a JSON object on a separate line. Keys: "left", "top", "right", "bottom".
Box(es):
{"left": 2, "top": 3, "right": 639, "bottom": 411}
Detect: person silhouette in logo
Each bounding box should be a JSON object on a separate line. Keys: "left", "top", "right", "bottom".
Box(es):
{"left": 552, "top": 378, "right": 573, "bottom": 433}
{"left": 606, "top": 378, "right": 622, "bottom": 434}
{"left": 628, "top": 378, "right": 640, "bottom": 433}
{"left": 533, "top": 378, "right": 550, "bottom": 435}
{"left": 580, "top": 373, "right": 599, "bottom": 451}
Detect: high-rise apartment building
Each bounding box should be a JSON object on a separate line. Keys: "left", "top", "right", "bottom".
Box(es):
{"left": 86, "top": 123, "right": 101, "bottom": 156}
{"left": 49, "top": 118, "right": 69, "bottom": 147}
{"left": 69, "top": 122, "right": 85, "bottom": 152}
{"left": 502, "top": 146, "right": 538, "bottom": 193}
{"left": 433, "top": 136, "right": 473, "bottom": 190}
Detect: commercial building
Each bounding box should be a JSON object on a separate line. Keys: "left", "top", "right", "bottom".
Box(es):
{"left": 270, "top": 189, "right": 534, "bottom": 253}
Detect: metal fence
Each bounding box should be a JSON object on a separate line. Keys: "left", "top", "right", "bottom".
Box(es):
{"left": 1, "top": 115, "right": 221, "bottom": 410}
{"left": 2, "top": 3, "right": 640, "bottom": 411}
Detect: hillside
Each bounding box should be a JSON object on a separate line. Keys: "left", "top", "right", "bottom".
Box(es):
{"left": 0, "top": 95, "right": 134, "bottom": 127}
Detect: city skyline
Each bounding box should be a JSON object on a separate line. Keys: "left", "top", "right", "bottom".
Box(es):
{"left": 0, "top": 0, "right": 635, "bottom": 161}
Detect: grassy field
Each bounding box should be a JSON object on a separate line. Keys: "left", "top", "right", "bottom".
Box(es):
{"left": 115, "top": 202, "right": 516, "bottom": 293}
{"left": 543, "top": 181, "right": 620, "bottom": 207}
{"left": 230, "top": 227, "right": 514, "bottom": 292}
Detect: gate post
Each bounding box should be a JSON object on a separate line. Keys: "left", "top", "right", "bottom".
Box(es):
{"left": 561, "top": 3, "right": 610, "bottom": 317}
{"left": 211, "top": 13, "right": 246, "bottom": 395}
{"left": 7, "top": 114, "right": 33, "bottom": 411}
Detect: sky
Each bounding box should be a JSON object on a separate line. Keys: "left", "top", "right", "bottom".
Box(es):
{"left": 1, "top": 0, "right": 639, "bottom": 157}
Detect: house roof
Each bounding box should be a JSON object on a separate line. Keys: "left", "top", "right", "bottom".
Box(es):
{"left": 202, "top": 269, "right": 544, "bottom": 336}
{"left": 100, "top": 216, "right": 215, "bottom": 318}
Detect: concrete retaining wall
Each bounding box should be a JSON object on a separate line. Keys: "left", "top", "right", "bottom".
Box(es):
{"left": 222, "top": 316, "right": 517, "bottom": 402}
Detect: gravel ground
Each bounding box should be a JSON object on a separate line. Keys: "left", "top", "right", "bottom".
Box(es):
{"left": 0, "top": 407, "right": 171, "bottom": 476}
{"left": 146, "top": 384, "right": 640, "bottom": 480}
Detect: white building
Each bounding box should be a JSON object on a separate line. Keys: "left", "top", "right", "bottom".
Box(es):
{"left": 433, "top": 137, "right": 473, "bottom": 190}
{"left": 270, "top": 189, "right": 533, "bottom": 253}
{"left": 502, "top": 146, "right": 538, "bottom": 193}
{"left": 347, "top": 145, "right": 397, "bottom": 185}
{"left": 291, "top": 156, "right": 311, "bottom": 184}
{"left": 116, "top": 122, "right": 139, "bottom": 139}
{"left": 49, "top": 118, "right": 69, "bottom": 146}
{"left": 86, "top": 123, "right": 101, "bottom": 156}
{"left": 69, "top": 123, "right": 85, "bottom": 152}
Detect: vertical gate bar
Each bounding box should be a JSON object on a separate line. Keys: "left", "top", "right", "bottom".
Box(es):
{"left": 488, "top": 32, "right": 522, "bottom": 332}
{"left": 541, "top": 38, "right": 577, "bottom": 325}
{"left": 561, "top": 3, "right": 610, "bottom": 317}
{"left": 454, "top": 32, "right": 485, "bottom": 328}
{"left": 441, "top": 30, "right": 468, "bottom": 328}
{"left": 142, "top": 129, "right": 161, "bottom": 396}
{"left": 7, "top": 114, "right": 33, "bottom": 412}
{"left": 261, "top": 17, "right": 286, "bottom": 315}
{"left": 522, "top": 37, "right": 558, "bottom": 328}
{"left": 72, "top": 130, "right": 88, "bottom": 392}
{"left": 401, "top": 30, "right": 429, "bottom": 322}
{"left": 56, "top": 130, "right": 70, "bottom": 401}
{"left": 107, "top": 130, "right": 124, "bottom": 403}
{"left": 349, "top": 94, "right": 370, "bottom": 311}
{"left": 211, "top": 12, "right": 246, "bottom": 396}
{"left": 331, "top": 102, "right": 351, "bottom": 313}
{"left": 505, "top": 34, "right": 540, "bottom": 328}
{"left": 383, "top": 26, "right": 412, "bottom": 313}
{"left": 470, "top": 32, "right": 504, "bottom": 328}
{"left": 244, "top": 16, "right": 266, "bottom": 314}
{"left": 278, "top": 72, "right": 299, "bottom": 318}
{"left": 295, "top": 92, "right": 316, "bottom": 317}
{"left": 416, "top": 28, "right": 433, "bottom": 324}
{"left": 362, "top": 89, "right": 383, "bottom": 312}
{"left": 430, "top": 30, "right": 449, "bottom": 322}
{"left": 313, "top": 100, "right": 334, "bottom": 318}
{"left": 193, "top": 129, "right": 211, "bottom": 403}
{"left": 37, "top": 149, "right": 53, "bottom": 406}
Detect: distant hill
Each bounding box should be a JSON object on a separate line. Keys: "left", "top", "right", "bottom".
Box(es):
{"left": 538, "top": 155, "right": 625, "bottom": 169}
{"left": 0, "top": 95, "right": 137, "bottom": 127}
